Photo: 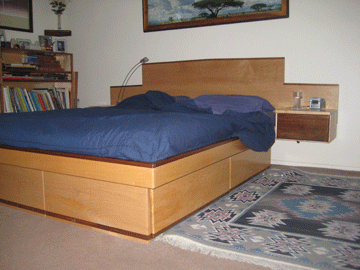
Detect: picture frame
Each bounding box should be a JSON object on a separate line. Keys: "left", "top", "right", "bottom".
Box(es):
{"left": 54, "top": 39, "right": 66, "bottom": 53}
{"left": 0, "top": 0, "right": 33, "bottom": 32}
{"left": 143, "top": 0, "right": 289, "bottom": 32}
{"left": 38, "top": 35, "right": 53, "bottom": 51}
{"left": 1, "top": 42, "right": 11, "bottom": 48}
{"left": 16, "top": 38, "right": 31, "bottom": 49}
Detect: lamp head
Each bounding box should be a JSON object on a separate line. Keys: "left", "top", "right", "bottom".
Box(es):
{"left": 140, "top": 57, "right": 149, "bottom": 64}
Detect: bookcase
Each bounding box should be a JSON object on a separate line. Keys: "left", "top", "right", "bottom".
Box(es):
{"left": 0, "top": 48, "right": 77, "bottom": 113}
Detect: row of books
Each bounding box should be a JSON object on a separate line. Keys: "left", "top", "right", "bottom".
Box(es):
{"left": 2, "top": 86, "right": 71, "bottom": 113}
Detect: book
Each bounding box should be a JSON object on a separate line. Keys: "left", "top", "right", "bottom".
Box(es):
{"left": 45, "top": 91, "right": 55, "bottom": 110}
{"left": 2, "top": 86, "right": 12, "bottom": 113}
{"left": 20, "top": 88, "right": 33, "bottom": 112}
{"left": 8, "top": 88, "right": 18, "bottom": 113}
{"left": 29, "top": 92, "right": 42, "bottom": 111}
{"left": 32, "top": 89, "right": 55, "bottom": 110}
{"left": 56, "top": 88, "right": 70, "bottom": 109}
{"left": 10, "top": 88, "right": 21, "bottom": 112}
{"left": 35, "top": 93, "right": 47, "bottom": 111}
{"left": 2, "top": 86, "right": 72, "bottom": 113}
{"left": 48, "top": 88, "right": 63, "bottom": 109}
{"left": 23, "top": 88, "right": 35, "bottom": 112}
{"left": 14, "top": 88, "right": 27, "bottom": 112}
{"left": 41, "top": 92, "right": 51, "bottom": 110}
{"left": 6, "top": 63, "right": 37, "bottom": 69}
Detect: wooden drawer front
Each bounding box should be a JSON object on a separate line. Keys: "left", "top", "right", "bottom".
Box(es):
{"left": 0, "top": 164, "right": 45, "bottom": 209}
{"left": 151, "top": 159, "right": 229, "bottom": 234}
{"left": 230, "top": 149, "right": 270, "bottom": 188}
{"left": 44, "top": 172, "right": 151, "bottom": 235}
{"left": 277, "top": 113, "right": 330, "bottom": 141}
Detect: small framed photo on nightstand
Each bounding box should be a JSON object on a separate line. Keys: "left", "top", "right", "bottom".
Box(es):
{"left": 54, "top": 39, "right": 66, "bottom": 53}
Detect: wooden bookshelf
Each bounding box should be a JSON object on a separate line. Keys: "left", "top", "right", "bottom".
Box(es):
{"left": 0, "top": 48, "right": 77, "bottom": 113}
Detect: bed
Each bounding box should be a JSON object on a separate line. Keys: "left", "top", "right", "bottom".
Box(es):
{"left": 0, "top": 58, "right": 339, "bottom": 242}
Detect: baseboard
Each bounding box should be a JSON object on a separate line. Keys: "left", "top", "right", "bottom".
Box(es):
{"left": 271, "top": 159, "right": 360, "bottom": 173}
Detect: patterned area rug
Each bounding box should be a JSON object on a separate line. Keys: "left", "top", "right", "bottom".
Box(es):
{"left": 156, "top": 169, "right": 360, "bottom": 270}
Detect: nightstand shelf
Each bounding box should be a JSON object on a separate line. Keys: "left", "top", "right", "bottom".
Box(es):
{"left": 275, "top": 108, "right": 338, "bottom": 142}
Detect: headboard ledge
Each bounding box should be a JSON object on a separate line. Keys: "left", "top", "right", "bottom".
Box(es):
{"left": 111, "top": 58, "right": 339, "bottom": 110}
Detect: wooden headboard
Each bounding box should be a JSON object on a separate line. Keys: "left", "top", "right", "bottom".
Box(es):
{"left": 111, "top": 58, "right": 339, "bottom": 110}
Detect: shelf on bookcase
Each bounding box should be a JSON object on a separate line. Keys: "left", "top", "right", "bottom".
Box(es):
{"left": 1, "top": 48, "right": 77, "bottom": 113}
{"left": 3, "top": 78, "right": 72, "bottom": 82}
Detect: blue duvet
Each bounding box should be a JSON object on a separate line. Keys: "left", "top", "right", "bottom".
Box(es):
{"left": 0, "top": 91, "right": 275, "bottom": 163}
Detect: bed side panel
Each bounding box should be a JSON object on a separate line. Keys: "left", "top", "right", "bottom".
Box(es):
{"left": 44, "top": 172, "right": 151, "bottom": 236}
{"left": 0, "top": 148, "right": 154, "bottom": 188}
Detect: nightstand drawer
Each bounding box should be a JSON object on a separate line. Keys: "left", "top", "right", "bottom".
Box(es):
{"left": 276, "top": 113, "right": 330, "bottom": 142}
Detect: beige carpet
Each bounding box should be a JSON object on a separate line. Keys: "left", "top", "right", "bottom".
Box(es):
{"left": 1, "top": 165, "right": 359, "bottom": 270}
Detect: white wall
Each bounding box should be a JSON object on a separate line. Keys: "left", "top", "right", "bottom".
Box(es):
{"left": 4, "top": 0, "right": 360, "bottom": 171}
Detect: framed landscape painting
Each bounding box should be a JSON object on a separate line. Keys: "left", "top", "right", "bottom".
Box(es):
{"left": 0, "top": 0, "right": 33, "bottom": 32}
{"left": 143, "top": 0, "right": 289, "bottom": 32}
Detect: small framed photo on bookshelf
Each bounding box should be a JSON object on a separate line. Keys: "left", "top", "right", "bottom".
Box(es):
{"left": 54, "top": 39, "right": 66, "bottom": 53}
{"left": 38, "top": 35, "right": 53, "bottom": 51}
{"left": 16, "top": 39, "right": 31, "bottom": 49}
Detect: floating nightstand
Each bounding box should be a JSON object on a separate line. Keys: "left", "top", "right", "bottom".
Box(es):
{"left": 275, "top": 108, "right": 338, "bottom": 143}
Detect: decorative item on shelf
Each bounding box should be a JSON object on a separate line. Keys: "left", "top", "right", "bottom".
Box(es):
{"left": 32, "top": 41, "right": 42, "bottom": 50}
{"left": 45, "top": 0, "right": 72, "bottom": 37}
{"left": 0, "top": 30, "right": 5, "bottom": 42}
{"left": 1, "top": 30, "right": 10, "bottom": 48}
{"left": 39, "top": 35, "right": 54, "bottom": 51}
{"left": 54, "top": 39, "right": 66, "bottom": 52}
{"left": 116, "top": 57, "right": 149, "bottom": 104}
{"left": 291, "top": 91, "right": 304, "bottom": 110}
{"left": 310, "top": 98, "right": 326, "bottom": 110}
{"left": 16, "top": 39, "right": 32, "bottom": 50}
{"left": 1, "top": 41, "right": 11, "bottom": 48}
{"left": 10, "top": 38, "right": 17, "bottom": 48}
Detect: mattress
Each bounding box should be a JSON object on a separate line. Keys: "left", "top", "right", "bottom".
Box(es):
{"left": 0, "top": 91, "right": 275, "bottom": 163}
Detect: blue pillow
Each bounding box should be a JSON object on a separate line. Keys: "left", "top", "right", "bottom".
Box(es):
{"left": 193, "top": 94, "right": 275, "bottom": 115}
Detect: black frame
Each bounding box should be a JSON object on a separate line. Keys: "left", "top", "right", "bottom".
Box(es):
{"left": 143, "top": 0, "right": 289, "bottom": 32}
{"left": 0, "top": 0, "right": 33, "bottom": 33}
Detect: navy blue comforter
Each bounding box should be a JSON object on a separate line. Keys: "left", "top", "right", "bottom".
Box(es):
{"left": 0, "top": 91, "right": 275, "bottom": 163}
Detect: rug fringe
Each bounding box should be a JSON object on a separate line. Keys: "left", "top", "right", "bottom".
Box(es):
{"left": 156, "top": 235, "right": 315, "bottom": 270}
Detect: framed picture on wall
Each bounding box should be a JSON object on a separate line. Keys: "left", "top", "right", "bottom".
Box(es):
{"left": 143, "top": 0, "right": 289, "bottom": 32}
{"left": 0, "top": 0, "right": 33, "bottom": 32}
{"left": 54, "top": 39, "right": 66, "bottom": 52}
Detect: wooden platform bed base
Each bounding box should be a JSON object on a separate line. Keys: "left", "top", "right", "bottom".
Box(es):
{"left": 0, "top": 57, "right": 338, "bottom": 242}
{"left": 0, "top": 139, "right": 270, "bottom": 242}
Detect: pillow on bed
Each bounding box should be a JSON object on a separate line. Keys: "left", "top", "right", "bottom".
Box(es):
{"left": 193, "top": 94, "right": 275, "bottom": 115}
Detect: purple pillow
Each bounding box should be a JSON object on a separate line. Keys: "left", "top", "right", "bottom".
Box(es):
{"left": 193, "top": 95, "right": 274, "bottom": 115}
